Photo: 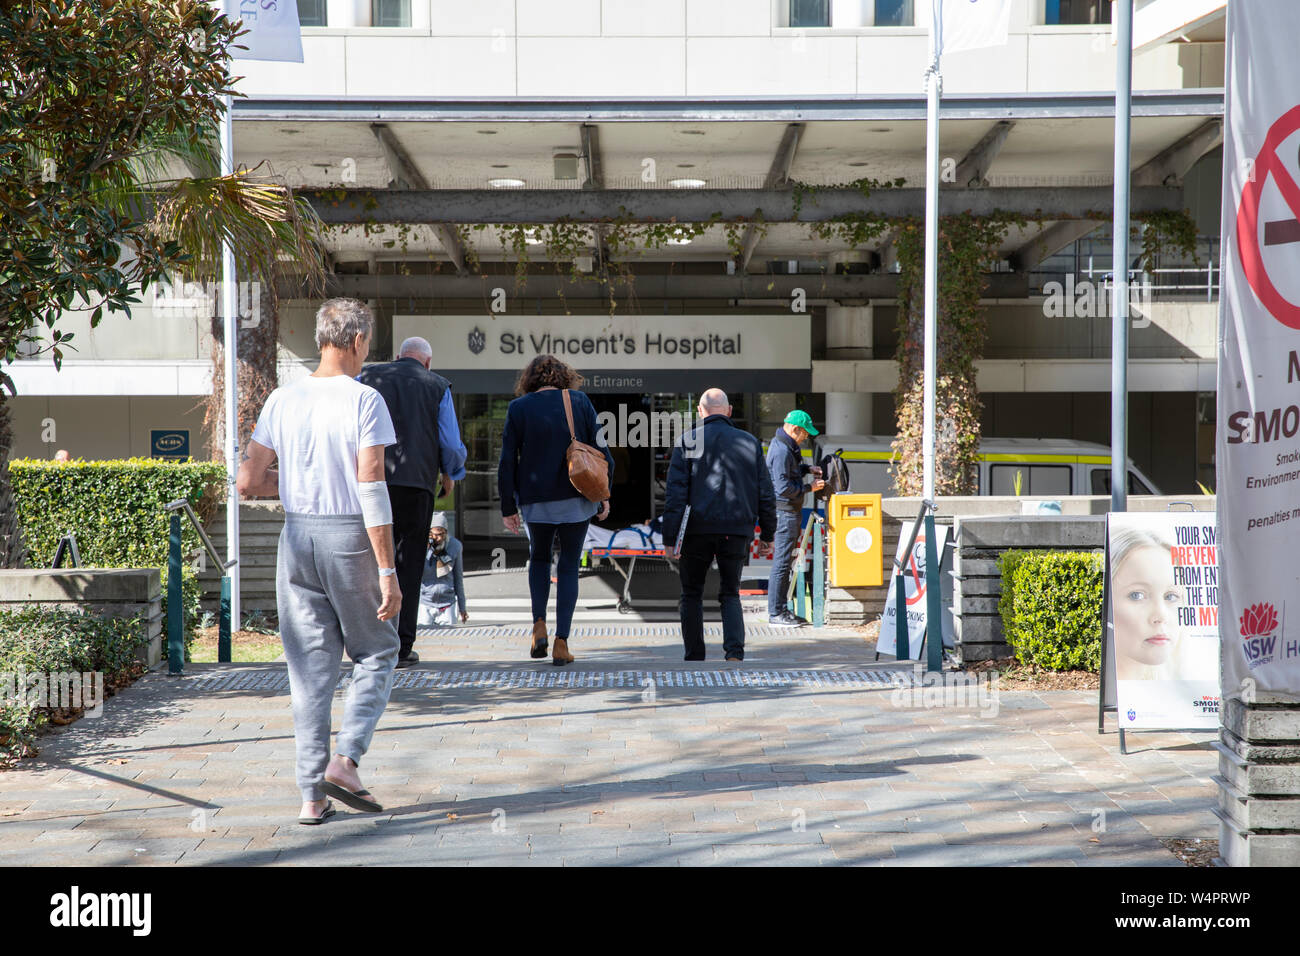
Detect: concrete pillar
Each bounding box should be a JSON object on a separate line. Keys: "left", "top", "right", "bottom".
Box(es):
{"left": 826, "top": 304, "right": 872, "bottom": 358}
{"left": 825, "top": 392, "right": 873, "bottom": 435}
{"left": 1217, "top": 691, "right": 1300, "bottom": 866}
{"left": 824, "top": 304, "right": 874, "bottom": 434}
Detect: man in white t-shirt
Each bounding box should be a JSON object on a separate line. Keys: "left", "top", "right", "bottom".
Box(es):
{"left": 237, "top": 297, "right": 402, "bottom": 825}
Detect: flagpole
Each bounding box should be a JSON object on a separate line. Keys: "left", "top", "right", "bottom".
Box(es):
{"left": 220, "top": 4, "right": 241, "bottom": 625}
{"left": 922, "top": 0, "right": 941, "bottom": 504}
{"left": 1110, "top": 0, "right": 1134, "bottom": 513}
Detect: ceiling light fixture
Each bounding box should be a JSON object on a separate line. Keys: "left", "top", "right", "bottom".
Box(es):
{"left": 668, "top": 178, "right": 707, "bottom": 188}
{"left": 488, "top": 178, "right": 526, "bottom": 188}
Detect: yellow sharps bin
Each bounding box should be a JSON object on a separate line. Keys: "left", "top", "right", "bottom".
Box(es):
{"left": 827, "top": 493, "right": 883, "bottom": 587}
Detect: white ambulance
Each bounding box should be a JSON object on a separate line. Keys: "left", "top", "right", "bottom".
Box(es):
{"left": 810, "top": 435, "right": 1162, "bottom": 498}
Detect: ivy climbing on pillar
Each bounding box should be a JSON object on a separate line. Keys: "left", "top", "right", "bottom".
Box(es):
{"left": 892, "top": 212, "right": 1015, "bottom": 496}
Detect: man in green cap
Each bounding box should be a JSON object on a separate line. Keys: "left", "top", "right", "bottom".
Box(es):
{"left": 765, "top": 410, "right": 825, "bottom": 626}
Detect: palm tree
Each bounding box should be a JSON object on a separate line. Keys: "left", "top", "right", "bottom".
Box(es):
{"left": 143, "top": 134, "right": 326, "bottom": 458}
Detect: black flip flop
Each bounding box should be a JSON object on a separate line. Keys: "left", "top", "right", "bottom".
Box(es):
{"left": 298, "top": 799, "right": 336, "bottom": 825}
{"left": 321, "top": 780, "right": 384, "bottom": 813}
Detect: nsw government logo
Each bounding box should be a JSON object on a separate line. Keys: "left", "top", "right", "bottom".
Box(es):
{"left": 468, "top": 326, "right": 486, "bottom": 355}
{"left": 1239, "top": 602, "right": 1280, "bottom": 670}
{"left": 1126, "top": 709, "right": 1136, "bottom": 722}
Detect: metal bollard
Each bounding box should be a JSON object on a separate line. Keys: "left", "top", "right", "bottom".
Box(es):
{"left": 924, "top": 510, "right": 943, "bottom": 673}
{"left": 893, "top": 571, "right": 909, "bottom": 661}
{"left": 219, "top": 575, "right": 232, "bottom": 663}
{"left": 795, "top": 554, "right": 807, "bottom": 621}
{"left": 812, "top": 517, "right": 825, "bottom": 627}
{"left": 167, "top": 513, "right": 184, "bottom": 674}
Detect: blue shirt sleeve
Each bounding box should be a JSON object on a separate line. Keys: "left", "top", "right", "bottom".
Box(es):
{"left": 437, "top": 388, "right": 468, "bottom": 481}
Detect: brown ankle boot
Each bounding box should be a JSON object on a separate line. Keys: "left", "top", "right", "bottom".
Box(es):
{"left": 552, "top": 638, "right": 574, "bottom": 666}
{"left": 530, "top": 619, "right": 548, "bottom": 659}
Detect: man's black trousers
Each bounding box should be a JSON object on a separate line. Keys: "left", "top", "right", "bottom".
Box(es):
{"left": 678, "top": 532, "right": 750, "bottom": 661}
{"left": 387, "top": 484, "right": 436, "bottom": 658}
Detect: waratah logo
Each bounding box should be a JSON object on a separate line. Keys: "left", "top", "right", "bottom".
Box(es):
{"left": 468, "top": 327, "right": 486, "bottom": 355}
{"left": 1240, "top": 602, "right": 1279, "bottom": 669}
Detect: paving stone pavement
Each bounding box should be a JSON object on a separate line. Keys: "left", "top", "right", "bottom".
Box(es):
{"left": 0, "top": 627, "right": 1219, "bottom": 866}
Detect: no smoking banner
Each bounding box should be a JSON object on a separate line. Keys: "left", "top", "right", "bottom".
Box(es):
{"left": 1237, "top": 105, "right": 1300, "bottom": 329}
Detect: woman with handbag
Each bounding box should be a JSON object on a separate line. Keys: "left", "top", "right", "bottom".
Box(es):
{"left": 498, "top": 354, "right": 614, "bottom": 665}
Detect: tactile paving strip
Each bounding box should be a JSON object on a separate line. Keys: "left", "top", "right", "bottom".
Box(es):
{"left": 418, "top": 625, "right": 823, "bottom": 639}
{"left": 179, "top": 668, "right": 915, "bottom": 693}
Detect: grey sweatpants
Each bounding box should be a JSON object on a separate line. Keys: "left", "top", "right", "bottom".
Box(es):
{"left": 277, "top": 512, "right": 399, "bottom": 802}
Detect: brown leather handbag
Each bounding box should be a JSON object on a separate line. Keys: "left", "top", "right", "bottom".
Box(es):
{"left": 561, "top": 389, "right": 610, "bottom": 502}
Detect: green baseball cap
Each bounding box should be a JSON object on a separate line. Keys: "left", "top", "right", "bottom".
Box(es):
{"left": 784, "top": 410, "right": 819, "bottom": 436}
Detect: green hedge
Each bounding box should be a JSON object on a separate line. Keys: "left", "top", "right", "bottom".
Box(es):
{"left": 998, "top": 549, "right": 1104, "bottom": 672}
{"left": 8, "top": 458, "right": 225, "bottom": 656}
{"left": 0, "top": 607, "right": 148, "bottom": 763}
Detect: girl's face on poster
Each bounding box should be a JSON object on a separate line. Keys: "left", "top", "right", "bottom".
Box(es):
{"left": 1113, "top": 545, "right": 1182, "bottom": 669}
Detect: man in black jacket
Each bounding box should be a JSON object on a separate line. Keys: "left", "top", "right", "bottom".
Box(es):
{"left": 662, "top": 388, "right": 776, "bottom": 662}
{"left": 356, "top": 336, "right": 468, "bottom": 667}
{"left": 765, "top": 409, "right": 825, "bottom": 627}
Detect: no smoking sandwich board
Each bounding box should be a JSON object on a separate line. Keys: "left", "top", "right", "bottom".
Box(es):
{"left": 1218, "top": 0, "right": 1300, "bottom": 697}
{"left": 879, "top": 520, "right": 953, "bottom": 659}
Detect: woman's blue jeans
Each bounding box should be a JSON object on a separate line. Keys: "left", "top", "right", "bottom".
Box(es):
{"left": 526, "top": 520, "right": 589, "bottom": 639}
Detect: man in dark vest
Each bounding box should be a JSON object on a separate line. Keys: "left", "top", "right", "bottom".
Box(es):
{"left": 357, "top": 336, "right": 467, "bottom": 667}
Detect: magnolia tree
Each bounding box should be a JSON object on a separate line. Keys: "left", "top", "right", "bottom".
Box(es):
{"left": 0, "top": 0, "right": 323, "bottom": 565}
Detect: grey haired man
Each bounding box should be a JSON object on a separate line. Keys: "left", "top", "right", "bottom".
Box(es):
{"left": 238, "top": 297, "right": 401, "bottom": 825}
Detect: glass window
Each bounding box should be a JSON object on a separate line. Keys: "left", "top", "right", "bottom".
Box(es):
{"left": 1089, "top": 468, "right": 1153, "bottom": 496}
{"left": 845, "top": 461, "right": 895, "bottom": 496}
{"left": 297, "top": 0, "right": 326, "bottom": 27}
{"left": 990, "top": 463, "right": 1072, "bottom": 496}
{"left": 789, "top": 0, "right": 830, "bottom": 28}
{"left": 371, "top": 0, "right": 411, "bottom": 28}
{"left": 459, "top": 393, "right": 512, "bottom": 540}
{"left": 875, "top": 0, "right": 914, "bottom": 27}
{"left": 1045, "top": 0, "right": 1112, "bottom": 26}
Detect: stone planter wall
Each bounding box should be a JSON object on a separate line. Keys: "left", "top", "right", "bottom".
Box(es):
{"left": 0, "top": 568, "right": 162, "bottom": 667}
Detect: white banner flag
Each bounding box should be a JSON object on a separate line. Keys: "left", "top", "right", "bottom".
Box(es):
{"left": 229, "top": 0, "right": 304, "bottom": 63}
{"left": 929, "top": 0, "right": 1012, "bottom": 57}
{"left": 1218, "top": 0, "right": 1300, "bottom": 698}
